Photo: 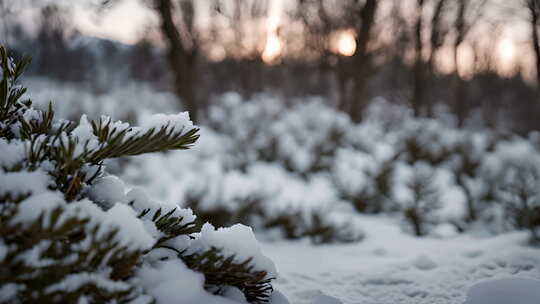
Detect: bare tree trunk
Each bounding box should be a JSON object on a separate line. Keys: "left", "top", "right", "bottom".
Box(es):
{"left": 426, "top": 0, "right": 448, "bottom": 117}
{"left": 154, "top": 0, "right": 198, "bottom": 122}
{"left": 349, "top": 0, "right": 378, "bottom": 122}
{"left": 453, "top": 42, "right": 468, "bottom": 128}
{"left": 452, "top": 0, "right": 468, "bottom": 127}
{"left": 528, "top": 0, "right": 540, "bottom": 89}
{"left": 411, "top": 0, "right": 425, "bottom": 118}
{"left": 336, "top": 60, "right": 350, "bottom": 112}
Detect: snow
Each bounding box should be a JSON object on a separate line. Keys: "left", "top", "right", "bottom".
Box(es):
{"left": 139, "top": 111, "right": 195, "bottom": 135}
{"left": 137, "top": 259, "right": 239, "bottom": 304}
{"left": 270, "top": 291, "right": 291, "bottom": 304}
{"left": 45, "top": 273, "right": 131, "bottom": 294}
{"left": 311, "top": 293, "right": 343, "bottom": 304}
{"left": 13, "top": 191, "right": 64, "bottom": 224}
{"left": 0, "top": 284, "right": 22, "bottom": 302}
{"left": 0, "top": 139, "right": 26, "bottom": 169}
{"left": 464, "top": 277, "right": 540, "bottom": 304}
{"left": 77, "top": 201, "right": 155, "bottom": 250}
{"left": 190, "top": 223, "right": 277, "bottom": 278}
{"left": 263, "top": 216, "right": 540, "bottom": 304}
{"left": 124, "top": 187, "right": 198, "bottom": 227}
{"left": 102, "top": 203, "right": 155, "bottom": 248}
{"left": 0, "top": 169, "right": 51, "bottom": 197}
{"left": 27, "top": 77, "right": 178, "bottom": 122}
{"left": 221, "top": 286, "right": 248, "bottom": 303}
{"left": 5, "top": 76, "right": 540, "bottom": 304}
{"left": 71, "top": 114, "right": 101, "bottom": 154}
{"left": 88, "top": 175, "right": 126, "bottom": 209}
{"left": 412, "top": 255, "right": 437, "bottom": 270}
{"left": 107, "top": 94, "right": 540, "bottom": 303}
{"left": 332, "top": 149, "right": 376, "bottom": 197}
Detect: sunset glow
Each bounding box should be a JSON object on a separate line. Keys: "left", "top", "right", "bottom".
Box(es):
{"left": 336, "top": 31, "right": 357, "bottom": 56}
{"left": 497, "top": 38, "right": 516, "bottom": 75}
{"left": 262, "top": 33, "right": 282, "bottom": 63}
{"left": 498, "top": 38, "right": 515, "bottom": 63}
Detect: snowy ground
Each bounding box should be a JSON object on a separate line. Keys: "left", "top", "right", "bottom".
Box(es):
{"left": 261, "top": 216, "right": 540, "bottom": 304}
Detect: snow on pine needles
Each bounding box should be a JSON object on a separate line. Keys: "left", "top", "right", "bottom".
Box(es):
{"left": 0, "top": 49, "right": 277, "bottom": 304}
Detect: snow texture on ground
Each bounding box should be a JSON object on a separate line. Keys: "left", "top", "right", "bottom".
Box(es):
{"left": 261, "top": 216, "right": 540, "bottom": 304}
{"left": 464, "top": 277, "right": 540, "bottom": 304}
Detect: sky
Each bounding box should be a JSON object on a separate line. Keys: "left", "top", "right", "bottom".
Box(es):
{"left": 73, "top": 1, "right": 153, "bottom": 44}
{"left": 69, "top": 0, "right": 285, "bottom": 45}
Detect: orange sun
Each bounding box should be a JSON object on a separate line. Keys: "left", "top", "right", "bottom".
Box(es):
{"left": 262, "top": 33, "right": 282, "bottom": 63}
{"left": 336, "top": 30, "right": 356, "bottom": 57}
{"left": 497, "top": 38, "right": 516, "bottom": 75}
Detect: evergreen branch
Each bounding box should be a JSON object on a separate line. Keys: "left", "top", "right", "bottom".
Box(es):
{"left": 89, "top": 117, "right": 199, "bottom": 162}
{"left": 0, "top": 206, "right": 143, "bottom": 303}
{"left": 0, "top": 45, "right": 275, "bottom": 304}
{"left": 180, "top": 247, "right": 274, "bottom": 304}
{"left": 141, "top": 207, "right": 199, "bottom": 246}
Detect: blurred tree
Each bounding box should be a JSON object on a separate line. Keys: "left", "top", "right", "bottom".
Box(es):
{"left": 35, "top": 4, "right": 94, "bottom": 83}
{"left": 452, "top": 0, "right": 468, "bottom": 127}
{"left": 5, "top": 0, "right": 535, "bottom": 133}
{"left": 349, "top": 0, "right": 379, "bottom": 122}
{"left": 209, "top": 0, "right": 269, "bottom": 97}
{"left": 103, "top": 0, "right": 272, "bottom": 121}
{"left": 129, "top": 28, "right": 167, "bottom": 83}
{"left": 526, "top": 0, "right": 540, "bottom": 90}
{"left": 451, "top": 0, "right": 487, "bottom": 127}
{"left": 153, "top": 0, "right": 199, "bottom": 122}
{"left": 411, "top": 0, "right": 426, "bottom": 118}
{"left": 297, "top": 0, "right": 379, "bottom": 122}
{"left": 36, "top": 4, "right": 69, "bottom": 77}
{"left": 425, "top": 0, "right": 450, "bottom": 117}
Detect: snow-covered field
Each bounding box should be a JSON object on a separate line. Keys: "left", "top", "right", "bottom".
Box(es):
{"left": 265, "top": 218, "right": 540, "bottom": 304}
{"left": 18, "top": 78, "right": 540, "bottom": 303}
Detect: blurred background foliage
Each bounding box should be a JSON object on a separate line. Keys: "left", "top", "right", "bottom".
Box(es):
{"left": 2, "top": 0, "right": 540, "bottom": 133}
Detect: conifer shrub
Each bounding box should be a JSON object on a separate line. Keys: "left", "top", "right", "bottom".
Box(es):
{"left": 0, "top": 47, "right": 276, "bottom": 303}
{"left": 446, "top": 133, "right": 497, "bottom": 228}
{"left": 332, "top": 148, "right": 396, "bottom": 214}
{"left": 92, "top": 81, "right": 540, "bottom": 242}
{"left": 485, "top": 140, "right": 540, "bottom": 244}
{"left": 398, "top": 120, "right": 459, "bottom": 166}
{"left": 398, "top": 162, "right": 441, "bottom": 237}
{"left": 185, "top": 186, "right": 363, "bottom": 244}
{"left": 497, "top": 166, "right": 540, "bottom": 244}
{"left": 206, "top": 94, "right": 351, "bottom": 174}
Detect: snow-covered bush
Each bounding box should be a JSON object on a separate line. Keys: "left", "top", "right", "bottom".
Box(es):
{"left": 331, "top": 147, "right": 396, "bottom": 213}
{"left": 446, "top": 133, "right": 496, "bottom": 224}
{"left": 397, "top": 119, "right": 462, "bottom": 166}
{"left": 201, "top": 97, "right": 509, "bottom": 238}
{"left": 206, "top": 93, "right": 283, "bottom": 171}
{"left": 0, "top": 47, "right": 278, "bottom": 303}
{"left": 26, "top": 77, "right": 178, "bottom": 122}
{"left": 483, "top": 139, "right": 540, "bottom": 243}
{"left": 207, "top": 94, "right": 352, "bottom": 174}
{"left": 123, "top": 146, "right": 363, "bottom": 244}
{"left": 31, "top": 71, "right": 540, "bottom": 243}
{"left": 392, "top": 162, "right": 442, "bottom": 236}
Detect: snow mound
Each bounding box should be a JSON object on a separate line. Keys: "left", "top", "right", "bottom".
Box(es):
{"left": 311, "top": 293, "right": 343, "bottom": 304}
{"left": 464, "top": 277, "right": 540, "bottom": 304}
{"left": 412, "top": 255, "right": 437, "bottom": 270}
{"left": 190, "top": 223, "right": 277, "bottom": 278}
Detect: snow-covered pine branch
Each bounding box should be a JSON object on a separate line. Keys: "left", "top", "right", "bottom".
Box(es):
{"left": 0, "top": 45, "right": 278, "bottom": 304}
